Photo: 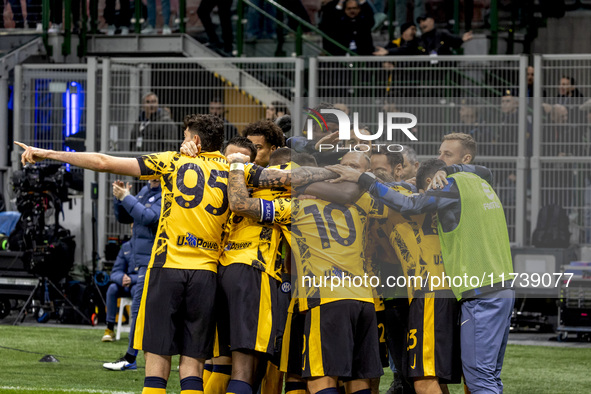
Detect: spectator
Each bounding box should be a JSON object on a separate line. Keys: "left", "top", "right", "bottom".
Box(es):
{"left": 319, "top": 0, "right": 375, "bottom": 55}
{"left": 103, "top": 178, "right": 162, "bottom": 371}
{"left": 101, "top": 238, "right": 137, "bottom": 344}
{"left": 557, "top": 75, "right": 583, "bottom": 105}
{"left": 265, "top": 101, "right": 291, "bottom": 121}
{"left": 246, "top": 0, "right": 276, "bottom": 42}
{"left": 197, "top": 0, "right": 233, "bottom": 53}
{"left": 499, "top": 89, "right": 520, "bottom": 156}
{"left": 373, "top": 22, "right": 421, "bottom": 56}
{"left": 0, "top": 0, "right": 24, "bottom": 28}
{"left": 208, "top": 97, "right": 238, "bottom": 141}
{"left": 276, "top": 0, "right": 312, "bottom": 32}
{"left": 302, "top": 0, "right": 322, "bottom": 24}
{"left": 104, "top": 0, "right": 130, "bottom": 35}
{"left": 416, "top": 13, "right": 472, "bottom": 55}
{"left": 143, "top": 0, "right": 171, "bottom": 34}
{"left": 130, "top": 92, "right": 178, "bottom": 152}
{"left": 48, "top": 0, "right": 81, "bottom": 33}
{"left": 394, "top": 0, "right": 424, "bottom": 37}
{"left": 458, "top": 100, "right": 494, "bottom": 155}
{"left": 26, "top": 0, "right": 42, "bottom": 30}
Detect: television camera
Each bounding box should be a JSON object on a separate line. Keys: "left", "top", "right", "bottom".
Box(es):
{"left": 9, "top": 165, "right": 78, "bottom": 281}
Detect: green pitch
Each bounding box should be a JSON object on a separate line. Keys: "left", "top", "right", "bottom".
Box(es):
{"left": 0, "top": 326, "right": 590, "bottom": 393}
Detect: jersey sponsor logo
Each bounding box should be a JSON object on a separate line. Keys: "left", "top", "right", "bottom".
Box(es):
{"left": 177, "top": 233, "right": 219, "bottom": 251}
{"left": 224, "top": 241, "right": 253, "bottom": 251}
{"left": 481, "top": 182, "right": 496, "bottom": 200}
{"left": 280, "top": 281, "right": 292, "bottom": 293}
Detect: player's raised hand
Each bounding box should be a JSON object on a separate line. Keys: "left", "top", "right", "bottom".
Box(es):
{"left": 14, "top": 141, "right": 48, "bottom": 166}
{"left": 180, "top": 140, "right": 201, "bottom": 157}
{"left": 227, "top": 152, "right": 250, "bottom": 164}
{"left": 325, "top": 164, "right": 363, "bottom": 183}
{"left": 427, "top": 170, "right": 448, "bottom": 190}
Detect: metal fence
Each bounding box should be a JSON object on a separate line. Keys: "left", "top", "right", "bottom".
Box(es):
{"left": 97, "top": 57, "right": 303, "bottom": 258}
{"left": 9, "top": 54, "right": 591, "bottom": 267}
{"left": 533, "top": 54, "right": 591, "bottom": 245}
{"left": 310, "top": 55, "right": 529, "bottom": 245}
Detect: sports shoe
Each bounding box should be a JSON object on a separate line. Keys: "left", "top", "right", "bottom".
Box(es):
{"left": 107, "top": 24, "right": 116, "bottom": 36}
{"left": 120, "top": 26, "right": 129, "bottom": 35}
{"left": 48, "top": 24, "right": 61, "bottom": 34}
{"left": 101, "top": 328, "right": 115, "bottom": 342}
{"left": 162, "top": 25, "right": 171, "bottom": 35}
{"left": 141, "top": 25, "right": 155, "bottom": 34}
{"left": 103, "top": 356, "right": 137, "bottom": 371}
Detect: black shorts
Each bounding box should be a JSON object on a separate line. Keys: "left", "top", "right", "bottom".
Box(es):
{"left": 376, "top": 310, "right": 389, "bottom": 368}
{"left": 279, "top": 310, "right": 306, "bottom": 375}
{"left": 133, "top": 267, "right": 216, "bottom": 359}
{"left": 301, "top": 300, "right": 384, "bottom": 380}
{"left": 406, "top": 291, "right": 461, "bottom": 384}
{"left": 216, "top": 264, "right": 280, "bottom": 356}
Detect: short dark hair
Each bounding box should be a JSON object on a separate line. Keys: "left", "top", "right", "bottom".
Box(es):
{"left": 224, "top": 136, "right": 257, "bottom": 162}
{"left": 292, "top": 152, "right": 317, "bottom": 167}
{"left": 416, "top": 158, "right": 446, "bottom": 191}
{"left": 275, "top": 115, "right": 292, "bottom": 136}
{"left": 243, "top": 120, "right": 286, "bottom": 148}
{"left": 561, "top": 75, "right": 575, "bottom": 85}
{"left": 371, "top": 149, "right": 404, "bottom": 170}
{"left": 183, "top": 114, "right": 225, "bottom": 152}
{"left": 269, "top": 147, "right": 292, "bottom": 166}
{"left": 442, "top": 132, "right": 477, "bottom": 163}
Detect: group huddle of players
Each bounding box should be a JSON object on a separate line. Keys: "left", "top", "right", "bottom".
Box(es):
{"left": 16, "top": 112, "right": 492, "bottom": 394}
{"left": 164, "top": 115, "right": 482, "bottom": 394}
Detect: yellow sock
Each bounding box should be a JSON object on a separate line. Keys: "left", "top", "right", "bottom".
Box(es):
{"left": 261, "top": 361, "right": 284, "bottom": 394}
{"left": 204, "top": 367, "right": 231, "bottom": 394}
{"left": 142, "top": 388, "right": 166, "bottom": 394}
{"left": 181, "top": 391, "right": 203, "bottom": 394}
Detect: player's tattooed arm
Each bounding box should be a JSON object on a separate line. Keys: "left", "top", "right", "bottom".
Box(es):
{"left": 226, "top": 152, "right": 337, "bottom": 188}
{"left": 256, "top": 166, "right": 338, "bottom": 188}
{"left": 228, "top": 168, "right": 261, "bottom": 219}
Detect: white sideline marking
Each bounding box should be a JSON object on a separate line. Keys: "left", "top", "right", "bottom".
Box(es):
{"left": 0, "top": 386, "right": 135, "bottom": 394}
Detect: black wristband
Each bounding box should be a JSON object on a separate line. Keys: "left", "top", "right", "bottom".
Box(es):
{"left": 358, "top": 172, "right": 376, "bottom": 191}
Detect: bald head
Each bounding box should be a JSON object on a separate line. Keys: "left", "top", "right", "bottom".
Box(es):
{"left": 341, "top": 151, "right": 370, "bottom": 172}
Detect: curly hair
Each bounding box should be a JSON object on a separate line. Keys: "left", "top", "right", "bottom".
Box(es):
{"left": 183, "top": 114, "right": 225, "bottom": 152}
{"left": 242, "top": 120, "right": 286, "bottom": 148}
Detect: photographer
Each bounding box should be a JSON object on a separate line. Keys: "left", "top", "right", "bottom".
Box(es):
{"left": 102, "top": 178, "right": 161, "bottom": 371}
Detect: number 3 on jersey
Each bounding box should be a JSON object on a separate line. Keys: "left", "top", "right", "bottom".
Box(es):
{"left": 175, "top": 163, "right": 228, "bottom": 215}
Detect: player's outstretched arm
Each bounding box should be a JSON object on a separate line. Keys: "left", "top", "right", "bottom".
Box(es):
{"left": 15, "top": 142, "right": 141, "bottom": 177}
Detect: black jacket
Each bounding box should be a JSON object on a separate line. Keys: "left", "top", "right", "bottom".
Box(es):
{"left": 320, "top": 0, "right": 375, "bottom": 56}
{"left": 419, "top": 28, "right": 464, "bottom": 55}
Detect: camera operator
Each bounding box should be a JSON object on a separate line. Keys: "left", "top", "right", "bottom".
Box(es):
{"left": 102, "top": 178, "right": 161, "bottom": 371}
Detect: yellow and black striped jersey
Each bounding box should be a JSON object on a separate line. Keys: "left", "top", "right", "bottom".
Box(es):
{"left": 137, "top": 151, "right": 234, "bottom": 272}
{"left": 386, "top": 185, "right": 449, "bottom": 300}
{"left": 291, "top": 193, "right": 386, "bottom": 310}
{"left": 220, "top": 164, "right": 292, "bottom": 281}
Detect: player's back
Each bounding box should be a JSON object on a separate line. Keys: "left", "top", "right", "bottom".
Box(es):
{"left": 386, "top": 184, "right": 449, "bottom": 299}
{"left": 291, "top": 194, "right": 376, "bottom": 307}
{"left": 137, "top": 151, "right": 230, "bottom": 272}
